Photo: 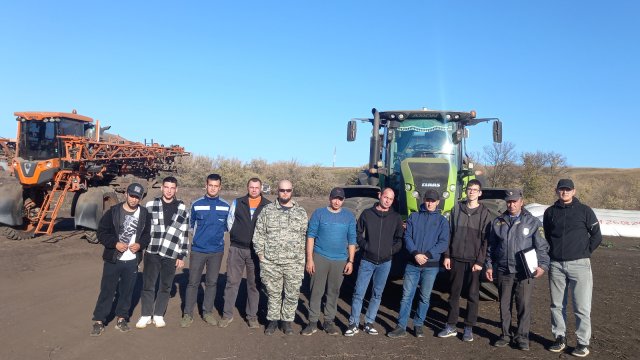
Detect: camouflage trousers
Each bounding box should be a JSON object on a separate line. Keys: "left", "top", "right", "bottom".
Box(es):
{"left": 260, "top": 260, "right": 304, "bottom": 321}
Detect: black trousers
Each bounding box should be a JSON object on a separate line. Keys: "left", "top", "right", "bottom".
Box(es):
{"left": 92, "top": 259, "right": 138, "bottom": 322}
{"left": 446, "top": 259, "right": 480, "bottom": 327}
{"left": 496, "top": 271, "right": 534, "bottom": 342}
{"left": 140, "top": 253, "right": 178, "bottom": 317}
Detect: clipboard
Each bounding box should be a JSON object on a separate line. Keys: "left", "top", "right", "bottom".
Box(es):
{"left": 518, "top": 247, "right": 538, "bottom": 278}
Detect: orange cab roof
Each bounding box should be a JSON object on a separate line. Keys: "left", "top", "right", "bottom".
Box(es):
{"left": 14, "top": 111, "right": 93, "bottom": 123}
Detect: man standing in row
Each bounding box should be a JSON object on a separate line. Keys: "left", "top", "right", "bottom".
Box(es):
{"left": 253, "top": 180, "right": 308, "bottom": 335}
{"left": 181, "top": 174, "right": 230, "bottom": 327}
{"left": 345, "top": 188, "right": 404, "bottom": 337}
{"left": 544, "top": 179, "right": 601, "bottom": 357}
{"left": 486, "top": 189, "right": 549, "bottom": 351}
{"left": 90, "top": 183, "right": 151, "bottom": 336}
{"left": 438, "top": 179, "right": 492, "bottom": 342}
{"left": 220, "top": 178, "right": 271, "bottom": 329}
{"left": 136, "top": 176, "right": 190, "bottom": 329}
{"left": 388, "top": 189, "right": 450, "bottom": 338}
{"left": 301, "top": 187, "right": 356, "bottom": 336}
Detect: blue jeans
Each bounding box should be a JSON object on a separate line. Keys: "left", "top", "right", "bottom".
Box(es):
{"left": 549, "top": 259, "right": 593, "bottom": 346}
{"left": 349, "top": 259, "right": 392, "bottom": 325}
{"left": 397, "top": 264, "right": 439, "bottom": 329}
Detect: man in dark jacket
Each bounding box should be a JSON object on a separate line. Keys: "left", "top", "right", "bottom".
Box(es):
{"left": 388, "top": 189, "right": 449, "bottom": 338}
{"left": 90, "top": 183, "right": 151, "bottom": 336}
{"left": 486, "top": 189, "right": 549, "bottom": 351}
{"left": 220, "top": 177, "right": 270, "bottom": 329}
{"left": 438, "top": 179, "right": 492, "bottom": 342}
{"left": 344, "top": 188, "right": 404, "bottom": 337}
{"left": 543, "top": 179, "right": 602, "bottom": 357}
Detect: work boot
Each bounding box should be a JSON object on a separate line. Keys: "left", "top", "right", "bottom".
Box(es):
{"left": 281, "top": 321, "right": 294, "bottom": 335}
{"left": 264, "top": 320, "right": 278, "bottom": 335}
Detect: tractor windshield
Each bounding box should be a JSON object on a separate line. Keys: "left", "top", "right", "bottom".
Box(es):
{"left": 18, "top": 121, "right": 59, "bottom": 160}
{"left": 390, "top": 119, "right": 456, "bottom": 170}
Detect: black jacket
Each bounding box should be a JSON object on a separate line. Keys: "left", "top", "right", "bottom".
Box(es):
{"left": 445, "top": 201, "right": 492, "bottom": 266}
{"left": 356, "top": 204, "right": 404, "bottom": 265}
{"left": 97, "top": 202, "right": 151, "bottom": 264}
{"left": 229, "top": 195, "right": 271, "bottom": 249}
{"left": 543, "top": 197, "right": 602, "bottom": 262}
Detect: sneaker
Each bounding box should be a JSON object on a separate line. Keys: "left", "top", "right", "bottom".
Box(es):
{"left": 323, "top": 321, "right": 340, "bottom": 336}
{"left": 135, "top": 316, "right": 152, "bottom": 329}
{"left": 517, "top": 339, "right": 530, "bottom": 351}
{"left": 344, "top": 323, "right": 359, "bottom": 337}
{"left": 387, "top": 326, "right": 407, "bottom": 338}
{"left": 180, "top": 314, "right": 194, "bottom": 328}
{"left": 114, "top": 318, "right": 130, "bottom": 332}
{"left": 301, "top": 322, "right": 317, "bottom": 336}
{"left": 153, "top": 315, "right": 166, "bottom": 328}
{"left": 363, "top": 323, "right": 378, "bottom": 335}
{"left": 438, "top": 324, "right": 457, "bottom": 338}
{"left": 494, "top": 335, "right": 510, "bottom": 347}
{"left": 463, "top": 326, "right": 474, "bottom": 342}
{"left": 203, "top": 312, "right": 218, "bottom": 326}
{"left": 281, "top": 321, "right": 294, "bottom": 335}
{"left": 247, "top": 318, "right": 260, "bottom": 329}
{"left": 549, "top": 335, "right": 567, "bottom": 352}
{"left": 218, "top": 317, "right": 233, "bottom": 328}
{"left": 264, "top": 320, "right": 278, "bottom": 335}
{"left": 90, "top": 321, "right": 105, "bottom": 336}
{"left": 572, "top": 344, "right": 590, "bottom": 357}
{"left": 414, "top": 325, "right": 424, "bottom": 338}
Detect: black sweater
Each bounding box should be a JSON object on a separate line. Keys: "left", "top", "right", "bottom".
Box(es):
{"left": 356, "top": 204, "right": 404, "bottom": 265}
{"left": 543, "top": 197, "right": 602, "bottom": 261}
{"left": 229, "top": 195, "right": 271, "bottom": 249}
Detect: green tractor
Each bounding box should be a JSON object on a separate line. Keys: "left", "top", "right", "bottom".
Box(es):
{"left": 345, "top": 107, "right": 505, "bottom": 300}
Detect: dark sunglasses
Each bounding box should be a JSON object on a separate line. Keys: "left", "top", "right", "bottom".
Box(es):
{"left": 278, "top": 189, "right": 293, "bottom": 193}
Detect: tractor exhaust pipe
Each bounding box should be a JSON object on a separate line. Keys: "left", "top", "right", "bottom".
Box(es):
{"left": 369, "top": 108, "right": 381, "bottom": 172}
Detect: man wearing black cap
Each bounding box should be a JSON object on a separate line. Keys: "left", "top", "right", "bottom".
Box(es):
{"left": 90, "top": 183, "right": 151, "bottom": 336}
{"left": 388, "top": 189, "right": 450, "bottom": 338}
{"left": 543, "top": 179, "right": 601, "bottom": 357}
{"left": 301, "top": 187, "right": 356, "bottom": 336}
{"left": 485, "top": 189, "right": 549, "bottom": 351}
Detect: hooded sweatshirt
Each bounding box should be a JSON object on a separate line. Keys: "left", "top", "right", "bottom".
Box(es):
{"left": 356, "top": 204, "right": 404, "bottom": 265}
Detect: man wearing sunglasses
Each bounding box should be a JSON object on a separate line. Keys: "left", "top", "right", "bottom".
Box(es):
{"left": 90, "top": 183, "right": 151, "bottom": 336}
{"left": 253, "top": 180, "right": 308, "bottom": 335}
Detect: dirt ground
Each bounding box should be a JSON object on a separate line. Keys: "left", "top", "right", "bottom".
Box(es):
{"left": 0, "top": 189, "right": 638, "bottom": 360}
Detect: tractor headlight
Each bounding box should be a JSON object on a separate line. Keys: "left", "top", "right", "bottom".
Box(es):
{"left": 442, "top": 191, "right": 450, "bottom": 199}
{"left": 405, "top": 183, "right": 412, "bottom": 191}
{"left": 412, "top": 191, "right": 420, "bottom": 199}
{"left": 45, "top": 161, "right": 52, "bottom": 168}
{"left": 449, "top": 184, "right": 456, "bottom": 192}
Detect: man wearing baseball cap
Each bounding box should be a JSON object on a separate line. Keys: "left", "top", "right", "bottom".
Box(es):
{"left": 388, "top": 189, "right": 449, "bottom": 338}
{"left": 301, "top": 187, "right": 356, "bottom": 336}
{"left": 90, "top": 183, "right": 151, "bottom": 336}
{"left": 543, "top": 179, "right": 601, "bottom": 357}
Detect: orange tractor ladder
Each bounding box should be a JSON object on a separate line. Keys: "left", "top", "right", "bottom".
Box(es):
{"left": 33, "top": 171, "right": 73, "bottom": 236}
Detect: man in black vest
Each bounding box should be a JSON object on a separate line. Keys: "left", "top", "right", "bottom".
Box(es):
{"left": 219, "top": 178, "right": 271, "bottom": 328}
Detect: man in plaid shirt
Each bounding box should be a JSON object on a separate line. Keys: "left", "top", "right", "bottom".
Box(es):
{"left": 135, "top": 176, "right": 190, "bottom": 329}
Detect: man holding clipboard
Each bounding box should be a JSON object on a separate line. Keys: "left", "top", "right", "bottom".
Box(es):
{"left": 486, "top": 189, "right": 550, "bottom": 351}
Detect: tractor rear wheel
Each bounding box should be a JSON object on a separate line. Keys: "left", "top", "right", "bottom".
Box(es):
{"left": 342, "top": 197, "right": 379, "bottom": 219}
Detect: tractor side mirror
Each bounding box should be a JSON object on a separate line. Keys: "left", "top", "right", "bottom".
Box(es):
{"left": 347, "top": 120, "right": 357, "bottom": 142}
{"left": 493, "top": 120, "right": 503, "bottom": 143}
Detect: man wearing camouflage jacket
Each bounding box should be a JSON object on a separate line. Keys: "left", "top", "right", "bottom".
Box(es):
{"left": 253, "top": 179, "right": 308, "bottom": 336}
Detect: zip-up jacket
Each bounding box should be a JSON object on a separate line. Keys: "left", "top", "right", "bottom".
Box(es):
{"left": 145, "top": 197, "right": 190, "bottom": 260}
{"left": 543, "top": 197, "right": 602, "bottom": 262}
{"left": 253, "top": 200, "right": 308, "bottom": 265}
{"left": 190, "top": 195, "right": 230, "bottom": 254}
{"left": 227, "top": 194, "right": 271, "bottom": 249}
{"left": 97, "top": 202, "right": 151, "bottom": 264}
{"left": 356, "top": 204, "right": 404, "bottom": 265}
{"left": 404, "top": 205, "right": 450, "bottom": 267}
{"left": 445, "top": 201, "right": 492, "bottom": 266}
{"left": 486, "top": 208, "right": 550, "bottom": 274}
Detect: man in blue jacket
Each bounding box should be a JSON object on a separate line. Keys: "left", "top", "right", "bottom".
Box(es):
{"left": 387, "top": 189, "right": 449, "bottom": 338}
{"left": 181, "top": 174, "right": 230, "bottom": 327}
{"left": 486, "top": 189, "right": 550, "bottom": 351}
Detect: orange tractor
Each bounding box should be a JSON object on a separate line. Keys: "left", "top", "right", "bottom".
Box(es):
{"left": 0, "top": 110, "right": 188, "bottom": 241}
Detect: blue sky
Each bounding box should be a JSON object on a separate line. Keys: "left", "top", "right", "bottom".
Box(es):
{"left": 1, "top": 1, "right": 637, "bottom": 168}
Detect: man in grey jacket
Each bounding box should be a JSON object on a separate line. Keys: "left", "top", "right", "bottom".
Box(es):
{"left": 486, "top": 189, "right": 550, "bottom": 351}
